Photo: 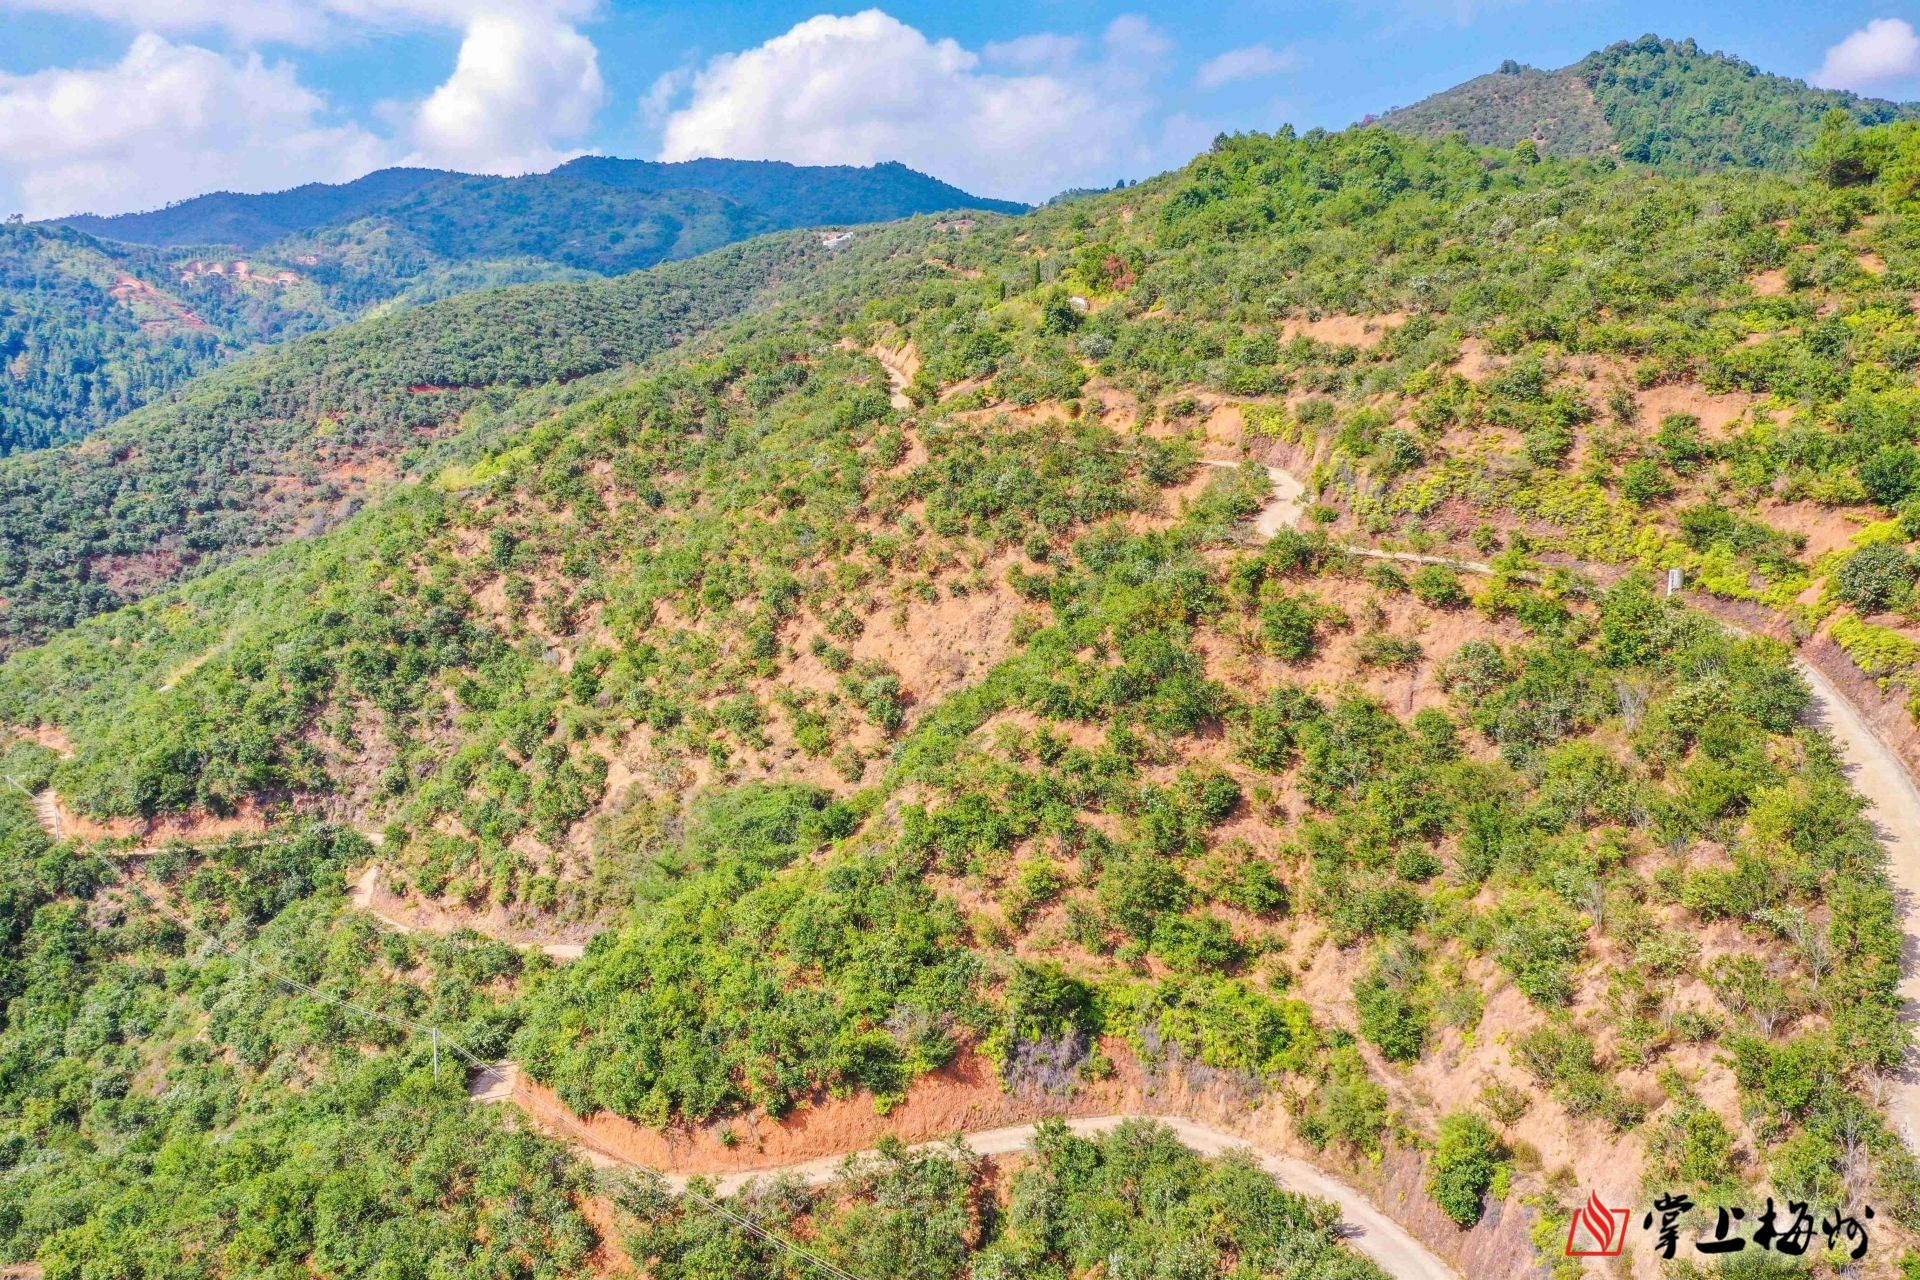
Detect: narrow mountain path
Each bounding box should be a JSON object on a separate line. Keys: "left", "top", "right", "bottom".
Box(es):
{"left": 31, "top": 791, "right": 60, "bottom": 841}
{"left": 347, "top": 865, "right": 585, "bottom": 960}
{"left": 1199, "top": 459, "right": 1305, "bottom": 536}
{"left": 868, "top": 342, "right": 918, "bottom": 410}
{"left": 466, "top": 1062, "right": 1458, "bottom": 1280}
{"left": 1784, "top": 658, "right": 1920, "bottom": 1144}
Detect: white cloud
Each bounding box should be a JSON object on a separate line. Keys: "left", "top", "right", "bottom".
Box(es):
{"left": 1813, "top": 18, "right": 1920, "bottom": 91}
{"left": 0, "top": 1, "right": 611, "bottom": 209}
{"left": 654, "top": 9, "right": 1188, "bottom": 203}
{"left": 982, "top": 32, "right": 1081, "bottom": 69}
{"left": 1101, "top": 14, "right": 1172, "bottom": 63}
{"left": 0, "top": 33, "right": 386, "bottom": 217}
{"left": 405, "top": 12, "right": 604, "bottom": 173}
{"left": 641, "top": 67, "right": 691, "bottom": 128}
{"left": 1195, "top": 43, "right": 1299, "bottom": 90}
{"left": 0, "top": 0, "right": 325, "bottom": 43}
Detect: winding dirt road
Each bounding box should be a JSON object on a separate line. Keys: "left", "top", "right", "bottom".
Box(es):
{"left": 1790, "top": 660, "right": 1920, "bottom": 1145}
{"left": 466, "top": 1059, "right": 1458, "bottom": 1280}
{"left": 33, "top": 459, "right": 1919, "bottom": 1280}
{"left": 702, "top": 1116, "right": 1455, "bottom": 1280}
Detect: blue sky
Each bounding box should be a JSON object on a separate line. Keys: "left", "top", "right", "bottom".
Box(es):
{"left": 1, "top": 1, "right": 1917, "bottom": 218}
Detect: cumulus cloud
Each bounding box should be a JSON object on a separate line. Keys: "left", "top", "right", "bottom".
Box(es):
{"left": 405, "top": 12, "right": 604, "bottom": 173}
{"left": 1813, "top": 18, "right": 1920, "bottom": 91}
{"left": 0, "top": 33, "right": 386, "bottom": 217}
{"left": 654, "top": 9, "right": 1190, "bottom": 202}
{"left": 1195, "top": 43, "right": 1299, "bottom": 90}
{"left": 0, "top": 1, "right": 612, "bottom": 210}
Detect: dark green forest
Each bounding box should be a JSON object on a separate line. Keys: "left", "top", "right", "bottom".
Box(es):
{"left": 0, "top": 230, "right": 842, "bottom": 651}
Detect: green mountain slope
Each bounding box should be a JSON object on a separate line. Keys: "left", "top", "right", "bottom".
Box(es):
{"left": 57, "top": 166, "right": 452, "bottom": 247}
{"left": 2, "top": 159, "right": 1021, "bottom": 456}
{"left": 0, "top": 228, "right": 851, "bottom": 651}
{"left": 0, "top": 224, "right": 233, "bottom": 453}
{"left": 1376, "top": 33, "right": 1920, "bottom": 168}
{"left": 60, "top": 158, "right": 1021, "bottom": 249}
{"left": 12, "top": 118, "right": 1920, "bottom": 1278}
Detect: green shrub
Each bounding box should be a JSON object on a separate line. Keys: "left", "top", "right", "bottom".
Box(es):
{"left": 1409, "top": 564, "right": 1467, "bottom": 607}
{"left": 1492, "top": 894, "right": 1587, "bottom": 1005}
{"left": 1833, "top": 542, "right": 1915, "bottom": 613}
{"left": 1355, "top": 975, "right": 1429, "bottom": 1062}
{"left": 1428, "top": 1110, "right": 1501, "bottom": 1227}
{"left": 1619, "top": 457, "right": 1675, "bottom": 506}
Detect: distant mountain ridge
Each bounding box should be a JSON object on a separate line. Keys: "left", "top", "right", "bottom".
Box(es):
{"left": 57, "top": 168, "right": 453, "bottom": 248}
{"left": 1374, "top": 34, "right": 1920, "bottom": 170}
{"left": 0, "top": 157, "right": 1024, "bottom": 455}
{"left": 53, "top": 157, "right": 1024, "bottom": 249}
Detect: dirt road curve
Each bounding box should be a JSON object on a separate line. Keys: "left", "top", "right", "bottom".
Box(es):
{"left": 466, "top": 1058, "right": 1459, "bottom": 1280}
{"left": 695, "top": 1115, "right": 1457, "bottom": 1280}
{"left": 1199, "top": 459, "right": 1305, "bottom": 537}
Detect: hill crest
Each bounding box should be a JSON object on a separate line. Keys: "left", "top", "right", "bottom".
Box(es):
{"left": 53, "top": 156, "right": 1026, "bottom": 249}
{"left": 1373, "top": 33, "right": 1920, "bottom": 169}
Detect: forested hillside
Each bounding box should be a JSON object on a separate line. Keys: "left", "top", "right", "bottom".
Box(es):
{"left": 1, "top": 159, "right": 1020, "bottom": 454}
{"left": 0, "top": 229, "right": 846, "bottom": 651}
{"left": 60, "top": 158, "right": 1023, "bottom": 250}
{"left": 1378, "top": 34, "right": 1920, "bottom": 168}
{"left": 0, "top": 224, "right": 233, "bottom": 453}
{"left": 10, "top": 113, "right": 1920, "bottom": 1276}
{"left": 57, "top": 167, "right": 454, "bottom": 246}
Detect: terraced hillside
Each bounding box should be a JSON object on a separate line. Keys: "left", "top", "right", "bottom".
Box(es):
{"left": 12, "top": 114, "right": 1920, "bottom": 1278}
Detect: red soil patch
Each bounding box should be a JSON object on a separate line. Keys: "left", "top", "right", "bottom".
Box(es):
{"left": 574, "top": 1194, "right": 636, "bottom": 1277}
{"left": 1280, "top": 312, "right": 1409, "bottom": 349}
{"left": 47, "top": 792, "right": 266, "bottom": 850}
{"left": 109, "top": 275, "right": 209, "bottom": 330}
{"left": 9, "top": 724, "right": 73, "bottom": 758}
{"left": 1634, "top": 381, "right": 1759, "bottom": 437}
{"left": 505, "top": 1049, "right": 1133, "bottom": 1176}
